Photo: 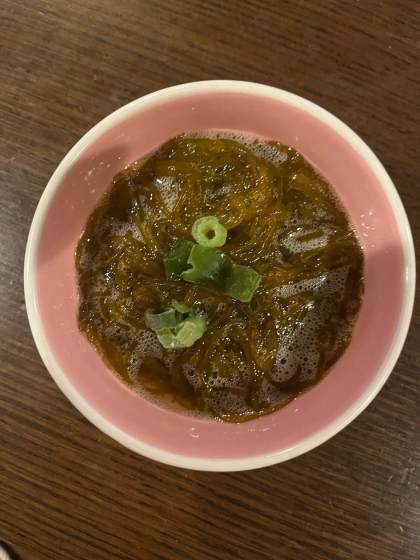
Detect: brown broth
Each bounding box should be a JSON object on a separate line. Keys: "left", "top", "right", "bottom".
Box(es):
{"left": 75, "top": 132, "right": 364, "bottom": 422}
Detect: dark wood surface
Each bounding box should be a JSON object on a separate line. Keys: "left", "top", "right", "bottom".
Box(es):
{"left": 1, "top": 1, "right": 419, "bottom": 558}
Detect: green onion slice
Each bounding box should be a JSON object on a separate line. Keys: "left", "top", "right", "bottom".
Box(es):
{"left": 225, "top": 263, "right": 262, "bottom": 303}
{"left": 146, "top": 300, "right": 208, "bottom": 349}
{"left": 180, "top": 245, "right": 233, "bottom": 292}
{"left": 180, "top": 245, "right": 262, "bottom": 302}
{"left": 192, "top": 216, "right": 227, "bottom": 248}
{"left": 163, "top": 239, "right": 194, "bottom": 281}
{"left": 145, "top": 308, "right": 177, "bottom": 331}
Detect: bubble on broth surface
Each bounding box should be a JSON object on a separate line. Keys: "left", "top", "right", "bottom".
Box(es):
{"left": 188, "top": 130, "right": 288, "bottom": 167}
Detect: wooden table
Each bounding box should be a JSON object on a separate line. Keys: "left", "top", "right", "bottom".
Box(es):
{"left": 1, "top": 1, "right": 419, "bottom": 558}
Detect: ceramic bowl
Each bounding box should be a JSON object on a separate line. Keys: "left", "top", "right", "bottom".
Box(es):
{"left": 24, "top": 81, "right": 415, "bottom": 471}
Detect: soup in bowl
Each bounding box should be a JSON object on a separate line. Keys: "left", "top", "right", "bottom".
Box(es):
{"left": 24, "top": 81, "right": 415, "bottom": 471}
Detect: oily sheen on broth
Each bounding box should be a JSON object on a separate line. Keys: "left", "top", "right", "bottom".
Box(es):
{"left": 75, "top": 132, "right": 364, "bottom": 423}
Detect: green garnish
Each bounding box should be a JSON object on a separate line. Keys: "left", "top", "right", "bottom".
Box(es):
{"left": 146, "top": 299, "right": 208, "bottom": 349}
{"left": 179, "top": 244, "right": 262, "bottom": 303}
{"left": 163, "top": 239, "right": 194, "bottom": 281}
{"left": 175, "top": 314, "right": 208, "bottom": 346}
{"left": 155, "top": 328, "right": 185, "bottom": 348}
{"left": 163, "top": 218, "right": 262, "bottom": 303}
{"left": 145, "top": 308, "right": 178, "bottom": 331}
{"left": 192, "top": 216, "right": 227, "bottom": 248}
{"left": 225, "top": 263, "right": 262, "bottom": 302}
{"left": 180, "top": 245, "right": 233, "bottom": 292}
{"left": 171, "top": 299, "right": 193, "bottom": 314}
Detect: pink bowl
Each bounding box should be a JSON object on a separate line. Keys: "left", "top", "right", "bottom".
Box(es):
{"left": 24, "top": 81, "right": 415, "bottom": 471}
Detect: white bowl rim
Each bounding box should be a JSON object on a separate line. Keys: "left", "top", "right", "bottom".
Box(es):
{"left": 24, "top": 80, "right": 416, "bottom": 471}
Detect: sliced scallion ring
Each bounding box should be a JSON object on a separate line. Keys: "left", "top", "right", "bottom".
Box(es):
{"left": 192, "top": 216, "right": 227, "bottom": 248}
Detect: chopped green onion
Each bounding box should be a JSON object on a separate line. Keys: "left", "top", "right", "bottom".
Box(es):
{"left": 171, "top": 299, "right": 192, "bottom": 314}
{"left": 163, "top": 227, "right": 262, "bottom": 303}
{"left": 192, "top": 216, "right": 227, "bottom": 248}
{"left": 146, "top": 300, "right": 208, "bottom": 349}
{"left": 163, "top": 239, "right": 194, "bottom": 281}
{"left": 175, "top": 314, "right": 208, "bottom": 346}
{"left": 156, "top": 329, "right": 185, "bottom": 349}
{"left": 145, "top": 308, "right": 177, "bottom": 331}
{"left": 180, "top": 245, "right": 261, "bottom": 302}
{"left": 180, "top": 245, "right": 233, "bottom": 291}
{"left": 225, "top": 264, "right": 262, "bottom": 303}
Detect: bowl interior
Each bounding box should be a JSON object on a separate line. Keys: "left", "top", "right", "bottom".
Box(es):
{"left": 28, "top": 83, "right": 412, "bottom": 469}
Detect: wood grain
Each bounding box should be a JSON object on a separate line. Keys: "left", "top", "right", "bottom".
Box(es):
{"left": 1, "top": 0, "right": 419, "bottom": 558}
